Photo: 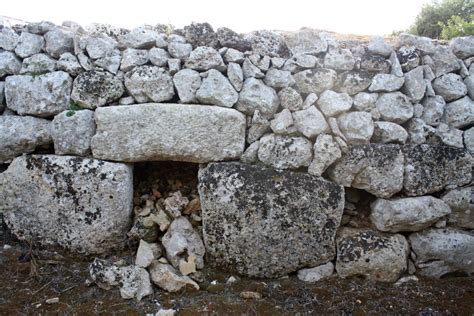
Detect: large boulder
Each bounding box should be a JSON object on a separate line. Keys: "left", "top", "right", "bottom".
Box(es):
{"left": 198, "top": 162, "right": 344, "bottom": 278}
{"left": 0, "top": 155, "right": 133, "bottom": 254}
{"left": 370, "top": 196, "right": 451, "bottom": 232}
{"left": 328, "top": 144, "right": 404, "bottom": 198}
{"left": 0, "top": 116, "right": 52, "bottom": 163}
{"left": 410, "top": 228, "right": 474, "bottom": 277}
{"left": 335, "top": 228, "right": 409, "bottom": 282}
{"left": 91, "top": 103, "right": 246, "bottom": 163}
{"left": 5, "top": 71, "right": 72, "bottom": 117}
{"left": 403, "top": 144, "right": 472, "bottom": 196}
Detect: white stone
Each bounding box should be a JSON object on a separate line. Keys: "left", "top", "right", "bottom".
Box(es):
{"left": 20, "top": 53, "right": 56, "bottom": 74}
{"left": 270, "top": 109, "right": 296, "bottom": 134}
{"left": 421, "top": 96, "right": 445, "bottom": 126}
{"left": 149, "top": 48, "right": 170, "bottom": 67}
{"left": 120, "top": 48, "right": 149, "bottom": 72}
{"left": 57, "top": 53, "right": 82, "bottom": 76}
{"left": 184, "top": 46, "right": 226, "bottom": 71}
{"left": 308, "top": 134, "right": 341, "bottom": 176}
{"left": 297, "top": 262, "right": 334, "bottom": 282}
{"left": 236, "top": 78, "right": 280, "bottom": 118}
{"left": 279, "top": 87, "right": 303, "bottom": 111}
{"left": 375, "top": 92, "right": 414, "bottom": 124}
{"left": 353, "top": 92, "right": 378, "bottom": 112}
{"left": 85, "top": 34, "right": 118, "bottom": 59}
{"left": 442, "top": 187, "right": 474, "bottom": 229}
{"left": 149, "top": 261, "right": 199, "bottom": 293}
{"left": 324, "top": 48, "right": 355, "bottom": 71}
{"left": 369, "top": 74, "right": 404, "bottom": 92}
{"left": 44, "top": 28, "right": 74, "bottom": 58}
{"left": 372, "top": 121, "right": 408, "bottom": 144}
{"left": 168, "top": 42, "right": 193, "bottom": 60}
{"left": 241, "top": 141, "right": 260, "bottom": 164}
{"left": 15, "top": 32, "right": 44, "bottom": 58}
{"left": 224, "top": 48, "right": 244, "bottom": 63}
{"left": 294, "top": 68, "right": 337, "bottom": 95}
{"left": 0, "top": 27, "right": 19, "bottom": 51}
{"left": 442, "top": 96, "right": 474, "bottom": 128}
{"left": 317, "top": 90, "right": 353, "bottom": 117}
{"left": 227, "top": 62, "right": 243, "bottom": 92}
{"left": 118, "top": 28, "right": 159, "bottom": 49}
{"left": 368, "top": 36, "right": 392, "bottom": 57}
{"left": 135, "top": 240, "right": 161, "bottom": 268}
{"left": 292, "top": 106, "right": 329, "bottom": 138}
{"left": 263, "top": 68, "right": 295, "bottom": 89}
{"left": 337, "top": 111, "right": 374, "bottom": 144}
{"left": 0, "top": 51, "right": 21, "bottom": 77}
{"left": 124, "top": 66, "right": 174, "bottom": 103}
{"left": 196, "top": 69, "right": 238, "bottom": 107}
{"left": 52, "top": 109, "right": 96, "bottom": 156}
{"left": 91, "top": 103, "right": 246, "bottom": 163}
{"left": 450, "top": 36, "right": 474, "bottom": 59}
{"left": 247, "top": 110, "right": 271, "bottom": 143}
{"left": 258, "top": 134, "right": 313, "bottom": 169}
{"left": 464, "top": 127, "right": 474, "bottom": 153}
{"left": 433, "top": 73, "right": 467, "bottom": 102}
{"left": 173, "top": 69, "right": 201, "bottom": 103}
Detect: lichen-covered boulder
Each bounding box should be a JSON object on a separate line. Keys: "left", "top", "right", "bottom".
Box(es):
{"left": 328, "top": 144, "right": 404, "bottom": 198}
{"left": 410, "top": 228, "right": 474, "bottom": 277}
{"left": 370, "top": 196, "right": 451, "bottom": 233}
{"left": 184, "top": 46, "right": 226, "bottom": 71}
{"left": 71, "top": 70, "right": 124, "bottom": 109}
{"left": 0, "top": 155, "right": 133, "bottom": 254}
{"left": 403, "top": 144, "right": 472, "bottom": 196}
{"left": 336, "top": 229, "right": 408, "bottom": 282}
{"left": 198, "top": 162, "right": 344, "bottom": 278}
{"left": 5, "top": 71, "right": 72, "bottom": 117}
{"left": 0, "top": 116, "right": 52, "bottom": 163}
{"left": 91, "top": 103, "right": 246, "bottom": 163}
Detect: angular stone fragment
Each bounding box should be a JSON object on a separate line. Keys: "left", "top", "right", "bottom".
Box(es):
{"left": 401, "top": 66, "right": 426, "bottom": 102}
{"left": 337, "top": 111, "right": 374, "bottom": 144}
{"left": 198, "top": 162, "right": 344, "bottom": 278}
{"left": 91, "top": 103, "right": 246, "bottom": 163}
{"left": 184, "top": 46, "right": 226, "bottom": 71}
{"left": 0, "top": 27, "right": 19, "bottom": 51}
{"left": 0, "top": 51, "right": 21, "bottom": 77}
{"left": 149, "top": 261, "right": 199, "bottom": 292}
{"left": 297, "top": 262, "right": 334, "bottom": 282}
{"left": 248, "top": 30, "right": 289, "bottom": 57}
{"left": 372, "top": 121, "right": 408, "bottom": 144}
{"left": 308, "top": 134, "right": 341, "bottom": 176}
{"left": 44, "top": 28, "right": 74, "bottom": 58}
{"left": 247, "top": 110, "right": 271, "bottom": 144}
{"left": 360, "top": 54, "right": 390, "bottom": 73}
{"left": 217, "top": 27, "right": 251, "bottom": 51}
{"left": 294, "top": 69, "right": 337, "bottom": 95}
{"left": 120, "top": 48, "right": 149, "bottom": 71}
{"left": 263, "top": 68, "right": 295, "bottom": 89}
{"left": 284, "top": 30, "right": 328, "bottom": 55}
{"left": 162, "top": 217, "right": 205, "bottom": 270}
{"left": 258, "top": 134, "right": 313, "bottom": 169}
{"left": 368, "top": 36, "right": 392, "bottom": 57}
{"left": 403, "top": 144, "right": 472, "bottom": 196}
{"left": 168, "top": 42, "right": 192, "bottom": 61}
{"left": 410, "top": 228, "right": 474, "bottom": 277}
{"left": 15, "top": 32, "right": 44, "bottom": 58}
{"left": 334, "top": 71, "right": 372, "bottom": 95}
{"left": 324, "top": 48, "right": 355, "bottom": 71}
{"left": 118, "top": 28, "right": 159, "bottom": 49}
{"left": 71, "top": 70, "right": 123, "bottom": 109}
{"left": 5, "top": 71, "right": 72, "bottom": 117}
{"left": 442, "top": 187, "right": 473, "bottom": 229}
{"left": 464, "top": 127, "right": 474, "bottom": 153}
{"left": 173, "top": 69, "right": 201, "bottom": 103}
{"left": 375, "top": 92, "right": 414, "bottom": 124}
{"left": 0, "top": 116, "right": 52, "bottom": 163}
{"left": 20, "top": 53, "right": 56, "bottom": 74}
{"left": 0, "top": 155, "right": 133, "bottom": 254}
{"left": 432, "top": 46, "right": 461, "bottom": 77}
{"left": 85, "top": 34, "right": 118, "bottom": 59}
{"left": 449, "top": 36, "right": 474, "bottom": 59}
{"left": 421, "top": 96, "right": 445, "bottom": 126}
{"left": 317, "top": 90, "right": 352, "bottom": 117}
{"left": 328, "top": 144, "right": 404, "bottom": 198}
{"left": 353, "top": 92, "right": 378, "bottom": 111}
{"left": 336, "top": 229, "right": 408, "bottom": 282}
{"left": 227, "top": 62, "right": 243, "bottom": 92}
{"left": 369, "top": 74, "right": 404, "bottom": 92}
{"left": 51, "top": 109, "right": 96, "bottom": 156}
{"left": 279, "top": 87, "right": 303, "bottom": 111}
{"left": 442, "top": 96, "right": 474, "bottom": 128}
{"left": 371, "top": 196, "right": 451, "bottom": 233}
{"left": 236, "top": 78, "right": 279, "bottom": 118}
{"left": 270, "top": 109, "right": 296, "bottom": 135}
{"left": 292, "top": 106, "right": 329, "bottom": 138}
{"left": 433, "top": 73, "right": 467, "bottom": 102}
{"left": 398, "top": 33, "right": 435, "bottom": 55}
{"left": 57, "top": 52, "right": 83, "bottom": 76}
{"left": 124, "top": 66, "right": 174, "bottom": 103}
{"left": 135, "top": 240, "right": 161, "bottom": 268}
{"left": 196, "top": 69, "right": 238, "bottom": 107}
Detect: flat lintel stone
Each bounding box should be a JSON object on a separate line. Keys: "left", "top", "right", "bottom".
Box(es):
{"left": 91, "top": 103, "right": 246, "bottom": 163}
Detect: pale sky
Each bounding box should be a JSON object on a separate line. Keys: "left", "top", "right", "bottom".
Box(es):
{"left": 2, "top": 0, "right": 431, "bottom": 35}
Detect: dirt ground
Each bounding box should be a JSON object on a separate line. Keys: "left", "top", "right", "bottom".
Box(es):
{"left": 1, "top": 234, "right": 473, "bottom": 316}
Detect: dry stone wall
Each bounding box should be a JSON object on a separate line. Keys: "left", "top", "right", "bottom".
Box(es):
{"left": 0, "top": 19, "right": 473, "bottom": 290}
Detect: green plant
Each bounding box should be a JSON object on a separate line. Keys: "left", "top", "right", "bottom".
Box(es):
{"left": 409, "top": 0, "right": 474, "bottom": 38}
{"left": 439, "top": 14, "right": 474, "bottom": 38}
{"left": 69, "top": 100, "right": 83, "bottom": 111}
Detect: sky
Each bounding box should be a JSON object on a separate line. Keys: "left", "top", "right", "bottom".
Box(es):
{"left": 1, "top": 0, "right": 431, "bottom": 35}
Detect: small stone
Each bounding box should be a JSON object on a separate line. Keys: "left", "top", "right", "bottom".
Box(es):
{"left": 236, "top": 78, "right": 279, "bottom": 118}
{"left": 292, "top": 106, "right": 329, "bottom": 138}
{"left": 375, "top": 92, "right": 413, "bottom": 124}
{"left": 224, "top": 48, "right": 245, "bottom": 63}
{"left": 283, "top": 54, "right": 319, "bottom": 73}
{"left": 0, "top": 27, "right": 19, "bottom": 51}
{"left": 120, "top": 48, "right": 149, "bottom": 72}
{"left": 227, "top": 62, "right": 243, "bottom": 92}
{"left": 184, "top": 47, "right": 226, "bottom": 72}
{"left": 241, "top": 141, "right": 260, "bottom": 164}
{"left": 196, "top": 69, "right": 238, "bottom": 107}
{"left": 353, "top": 92, "right": 378, "bottom": 112}
{"left": 247, "top": 110, "right": 271, "bottom": 143}
{"left": 337, "top": 112, "right": 374, "bottom": 144}
{"left": 294, "top": 68, "right": 337, "bottom": 95}
{"left": 324, "top": 48, "right": 355, "bottom": 71}
{"left": 442, "top": 187, "right": 473, "bottom": 229}
{"left": 297, "top": 262, "right": 334, "bottom": 282}
{"left": 464, "top": 127, "right": 474, "bottom": 153}
{"left": 242, "top": 58, "right": 264, "bottom": 79}
{"left": 433, "top": 73, "right": 467, "bottom": 102}
{"left": 167, "top": 59, "right": 181, "bottom": 75}
{"left": 216, "top": 27, "right": 251, "bottom": 51}
{"left": 372, "top": 121, "right": 408, "bottom": 144}
{"left": 278, "top": 87, "right": 303, "bottom": 111}
{"left": 124, "top": 66, "right": 174, "bottom": 103}
{"left": 360, "top": 54, "right": 391, "bottom": 73}
{"left": 270, "top": 109, "right": 296, "bottom": 135}
{"left": 72, "top": 70, "right": 124, "bottom": 109}
{"left": 442, "top": 96, "right": 474, "bottom": 128}
{"left": 136, "top": 240, "right": 161, "bottom": 268}
{"left": 240, "top": 291, "right": 262, "bottom": 299}
{"left": 317, "top": 90, "right": 353, "bottom": 117}
{"left": 263, "top": 68, "right": 295, "bottom": 89}
{"left": 173, "top": 69, "right": 201, "bottom": 103}
{"left": 44, "top": 28, "right": 74, "bottom": 58}
{"left": 179, "top": 254, "right": 197, "bottom": 276}
{"left": 308, "top": 134, "right": 341, "bottom": 176}
{"left": 184, "top": 22, "right": 217, "bottom": 48}
{"left": 149, "top": 48, "right": 170, "bottom": 67}
{"left": 450, "top": 36, "right": 474, "bottom": 59}
{"left": 303, "top": 93, "right": 318, "bottom": 109}
{"left": 369, "top": 74, "right": 404, "bottom": 92}
{"left": 436, "top": 123, "right": 464, "bottom": 148}
{"left": 168, "top": 42, "right": 193, "bottom": 61}
{"left": 421, "top": 96, "right": 445, "bottom": 126}
{"left": 149, "top": 261, "right": 199, "bottom": 293}
{"left": 20, "top": 53, "right": 56, "bottom": 74}
{"left": 389, "top": 51, "right": 404, "bottom": 77}
{"left": 57, "top": 53, "right": 83, "bottom": 76}
{"left": 0, "top": 51, "right": 21, "bottom": 77}
{"left": 118, "top": 28, "right": 159, "bottom": 49}
{"left": 45, "top": 298, "right": 59, "bottom": 305}
{"left": 15, "top": 32, "right": 44, "bottom": 58}
{"left": 371, "top": 196, "right": 451, "bottom": 232}
{"left": 368, "top": 36, "right": 392, "bottom": 57}
{"left": 464, "top": 75, "right": 474, "bottom": 99}
{"left": 164, "top": 191, "right": 189, "bottom": 219}
{"left": 334, "top": 71, "right": 372, "bottom": 95}
{"left": 258, "top": 134, "right": 313, "bottom": 169}
{"left": 52, "top": 109, "right": 96, "bottom": 156}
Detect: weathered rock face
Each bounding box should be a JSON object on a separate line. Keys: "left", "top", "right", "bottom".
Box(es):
{"left": 5, "top": 71, "right": 72, "bottom": 117}
{"left": 0, "top": 155, "right": 133, "bottom": 254}
{"left": 91, "top": 103, "right": 246, "bottom": 163}
{"left": 198, "top": 162, "right": 344, "bottom": 278}
{"left": 403, "top": 145, "right": 472, "bottom": 196}
{"left": 0, "top": 116, "right": 52, "bottom": 163}
{"left": 328, "top": 144, "right": 404, "bottom": 198}
{"left": 410, "top": 228, "right": 474, "bottom": 277}
{"left": 336, "top": 229, "right": 409, "bottom": 282}
{"left": 370, "top": 196, "right": 451, "bottom": 232}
